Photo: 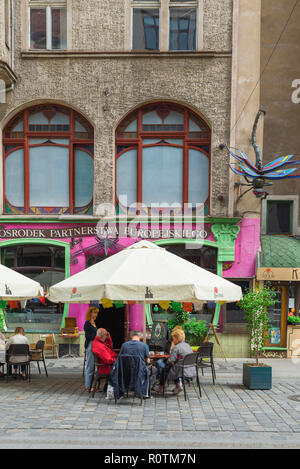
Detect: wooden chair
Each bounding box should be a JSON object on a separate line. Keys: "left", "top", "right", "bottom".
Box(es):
{"left": 40, "top": 334, "right": 59, "bottom": 359}
{"left": 30, "top": 340, "right": 48, "bottom": 377}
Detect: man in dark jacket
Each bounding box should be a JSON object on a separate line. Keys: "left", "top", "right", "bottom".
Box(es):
{"left": 111, "top": 331, "right": 155, "bottom": 400}
{"left": 119, "top": 330, "right": 150, "bottom": 364}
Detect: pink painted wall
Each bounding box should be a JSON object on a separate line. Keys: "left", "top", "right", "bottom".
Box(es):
{"left": 223, "top": 218, "right": 260, "bottom": 279}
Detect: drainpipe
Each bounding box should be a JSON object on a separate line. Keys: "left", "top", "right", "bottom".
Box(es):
{"left": 6, "top": 0, "right": 15, "bottom": 93}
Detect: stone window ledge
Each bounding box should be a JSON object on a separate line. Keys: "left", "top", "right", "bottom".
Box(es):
{"left": 21, "top": 50, "right": 232, "bottom": 59}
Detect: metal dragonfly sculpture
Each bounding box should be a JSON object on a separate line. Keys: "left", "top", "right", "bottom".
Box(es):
{"left": 71, "top": 231, "right": 124, "bottom": 265}
{"left": 228, "top": 110, "right": 300, "bottom": 199}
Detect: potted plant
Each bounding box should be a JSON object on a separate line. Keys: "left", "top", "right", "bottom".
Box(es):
{"left": 168, "top": 311, "right": 208, "bottom": 349}
{"left": 183, "top": 318, "right": 208, "bottom": 348}
{"left": 238, "top": 287, "right": 277, "bottom": 390}
{"left": 287, "top": 313, "right": 300, "bottom": 358}
{"left": 0, "top": 303, "right": 7, "bottom": 332}
{"left": 287, "top": 314, "right": 300, "bottom": 325}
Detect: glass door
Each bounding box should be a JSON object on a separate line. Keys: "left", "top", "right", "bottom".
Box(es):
{"left": 266, "top": 287, "right": 287, "bottom": 347}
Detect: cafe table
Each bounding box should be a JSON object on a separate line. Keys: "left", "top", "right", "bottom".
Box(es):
{"left": 150, "top": 353, "right": 170, "bottom": 360}
{"left": 58, "top": 333, "right": 80, "bottom": 358}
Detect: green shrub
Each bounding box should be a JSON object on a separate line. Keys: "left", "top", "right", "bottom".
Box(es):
{"left": 288, "top": 315, "right": 300, "bottom": 325}
{"left": 168, "top": 311, "right": 207, "bottom": 346}
{"left": 182, "top": 318, "right": 208, "bottom": 346}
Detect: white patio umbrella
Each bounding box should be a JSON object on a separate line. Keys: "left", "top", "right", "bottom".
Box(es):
{"left": 0, "top": 264, "right": 44, "bottom": 300}
{"left": 48, "top": 240, "right": 242, "bottom": 338}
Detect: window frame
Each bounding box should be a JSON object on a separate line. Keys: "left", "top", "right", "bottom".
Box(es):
{"left": 262, "top": 196, "right": 299, "bottom": 236}
{"left": 169, "top": 5, "right": 198, "bottom": 51}
{"left": 28, "top": 0, "right": 67, "bottom": 51}
{"left": 222, "top": 279, "right": 252, "bottom": 333}
{"left": 3, "top": 104, "right": 94, "bottom": 215}
{"left": 129, "top": 0, "right": 202, "bottom": 52}
{"left": 131, "top": 5, "right": 161, "bottom": 51}
{"left": 115, "top": 102, "right": 211, "bottom": 214}
{"left": 266, "top": 200, "right": 293, "bottom": 235}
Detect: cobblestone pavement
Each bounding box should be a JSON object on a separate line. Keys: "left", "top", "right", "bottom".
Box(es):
{"left": 1, "top": 359, "right": 300, "bottom": 448}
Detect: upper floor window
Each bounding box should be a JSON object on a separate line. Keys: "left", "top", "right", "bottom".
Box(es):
{"left": 267, "top": 201, "right": 293, "bottom": 235}
{"left": 132, "top": 0, "right": 198, "bottom": 51}
{"left": 29, "top": 0, "right": 67, "bottom": 50}
{"left": 116, "top": 102, "right": 210, "bottom": 216}
{"left": 169, "top": 6, "right": 196, "bottom": 51}
{"left": 3, "top": 104, "right": 94, "bottom": 215}
{"left": 132, "top": 7, "right": 160, "bottom": 50}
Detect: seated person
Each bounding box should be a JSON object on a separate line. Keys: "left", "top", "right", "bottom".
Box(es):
{"left": 155, "top": 325, "right": 185, "bottom": 383}
{"left": 92, "top": 328, "right": 117, "bottom": 379}
{"left": 120, "top": 330, "right": 151, "bottom": 365}
{"left": 120, "top": 330, "right": 157, "bottom": 392}
{"left": 0, "top": 332, "right": 6, "bottom": 350}
{"left": 5, "top": 327, "right": 30, "bottom": 380}
{"left": 153, "top": 328, "right": 195, "bottom": 396}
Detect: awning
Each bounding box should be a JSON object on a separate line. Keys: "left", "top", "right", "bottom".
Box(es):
{"left": 257, "top": 235, "right": 300, "bottom": 281}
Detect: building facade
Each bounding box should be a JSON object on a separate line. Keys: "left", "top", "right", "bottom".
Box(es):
{"left": 257, "top": 0, "right": 300, "bottom": 357}
{"left": 0, "top": 0, "right": 262, "bottom": 357}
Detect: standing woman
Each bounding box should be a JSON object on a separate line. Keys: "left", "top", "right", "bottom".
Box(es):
{"left": 84, "top": 306, "right": 99, "bottom": 391}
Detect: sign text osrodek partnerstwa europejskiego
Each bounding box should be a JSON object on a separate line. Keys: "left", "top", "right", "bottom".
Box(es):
{"left": 0, "top": 224, "right": 212, "bottom": 240}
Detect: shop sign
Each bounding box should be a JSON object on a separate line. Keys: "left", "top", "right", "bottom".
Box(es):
{"left": 0, "top": 225, "right": 98, "bottom": 239}
{"left": 257, "top": 267, "right": 300, "bottom": 281}
{"left": 0, "top": 224, "right": 212, "bottom": 240}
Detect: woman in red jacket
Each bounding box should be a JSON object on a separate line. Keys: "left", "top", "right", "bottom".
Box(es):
{"left": 92, "top": 328, "right": 117, "bottom": 376}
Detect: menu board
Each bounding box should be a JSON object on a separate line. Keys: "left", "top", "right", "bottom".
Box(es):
{"left": 150, "top": 321, "right": 169, "bottom": 348}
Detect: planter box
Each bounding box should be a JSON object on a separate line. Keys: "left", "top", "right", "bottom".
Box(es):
{"left": 243, "top": 363, "right": 272, "bottom": 390}
{"left": 287, "top": 325, "right": 300, "bottom": 359}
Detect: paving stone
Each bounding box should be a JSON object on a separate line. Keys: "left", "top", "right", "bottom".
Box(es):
{"left": 1, "top": 359, "right": 300, "bottom": 445}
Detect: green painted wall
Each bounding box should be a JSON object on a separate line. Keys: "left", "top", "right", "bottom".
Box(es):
{"left": 210, "top": 333, "right": 250, "bottom": 358}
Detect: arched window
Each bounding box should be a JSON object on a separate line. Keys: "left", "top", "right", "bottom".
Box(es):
{"left": 3, "top": 104, "right": 94, "bottom": 215}
{"left": 116, "top": 103, "right": 211, "bottom": 215}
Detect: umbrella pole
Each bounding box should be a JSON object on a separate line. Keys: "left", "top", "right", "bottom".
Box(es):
{"left": 143, "top": 302, "right": 147, "bottom": 343}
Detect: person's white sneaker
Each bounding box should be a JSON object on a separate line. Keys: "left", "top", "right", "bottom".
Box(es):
{"left": 172, "top": 386, "right": 183, "bottom": 395}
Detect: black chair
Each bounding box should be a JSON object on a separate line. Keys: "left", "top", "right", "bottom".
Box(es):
{"left": 0, "top": 361, "right": 5, "bottom": 378}
{"left": 175, "top": 352, "right": 202, "bottom": 401}
{"left": 113, "top": 354, "right": 149, "bottom": 405}
{"left": 197, "top": 342, "right": 216, "bottom": 385}
{"left": 30, "top": 340, "right": 48, "bottom": 377}
{"left": 89, "top": 353, "right": 110, "bottom": 398}
{"left": 6, "top": 344, "right": 31, "bottom": 382}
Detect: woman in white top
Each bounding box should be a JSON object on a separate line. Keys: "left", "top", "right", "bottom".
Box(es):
{"left": 6, "top": 327, "right": 30, "bottom": 379}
